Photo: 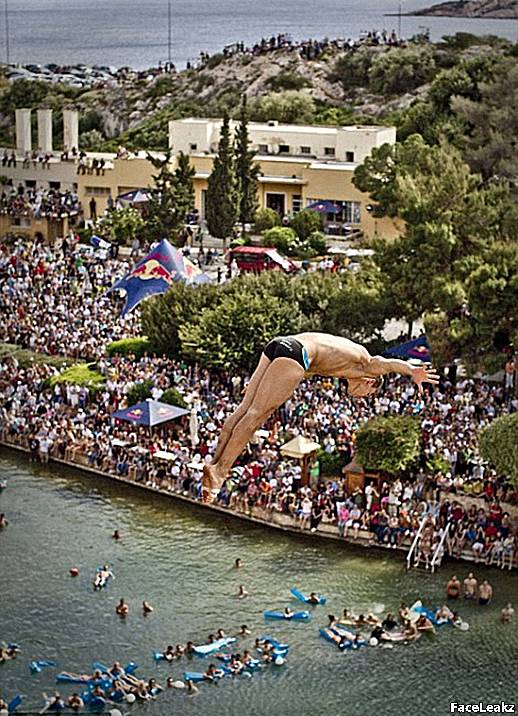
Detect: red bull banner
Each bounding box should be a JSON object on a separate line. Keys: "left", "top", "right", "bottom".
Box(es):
{"left": 110, "top": 239, "right": 209, "bottom": 315}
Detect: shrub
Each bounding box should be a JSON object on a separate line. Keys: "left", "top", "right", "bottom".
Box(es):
{"left": 126, "top": 379, "right": 153, "bottom": 406}
{"left": 479, "top": 414, "right": 518, "bottom": 489}
{"left": 160, "top": 387, "right": 187, "bottom": 409}
{"left": 290, "top": 209, "right": 324, "bottom": 241}
{"left": 107, "top": 337, "right": 151, "bottom": 359}
{"left": 251, "top": 91, "right": 316, "bottom": 124}
{"left": 229, "top": 237, "right": 248, "bottom": 248}
{"left": 355, "top": 416, "right": 421, "bottom": 474}
{"left": 205, "top": 53, "right": 225, "bottom": 69}
{"left": 318, "top": 450, "right": 347, "bottom": 476}
{"left": 254, "top": 207, "right": 281, "bottom": 233}
{"left": 49, "top": 364, "right": 106, "bottom": 391}
{"left": 266, "top": 72, "right": 311, "bottom": 91}
{"left": 262, "top": 226, "right": 298, "bottom": 254}
{"left": 308, "top": 230, "right": 327, "bottom": 255}
{"left": 0, "top": 342, "right": 70, "bottom": 369}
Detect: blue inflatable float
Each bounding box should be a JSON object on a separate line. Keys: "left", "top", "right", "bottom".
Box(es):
{"left": 264, "top": 610, "right": 310, "bottom": 621}
{"left": 290, "top": 587, "right": 327, "bottom": 605}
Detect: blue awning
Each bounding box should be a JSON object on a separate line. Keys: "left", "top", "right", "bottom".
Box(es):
{"left": 112, "top": 398, "right": 189, "bottom": 427}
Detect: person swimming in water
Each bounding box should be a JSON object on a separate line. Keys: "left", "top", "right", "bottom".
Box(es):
{"left": 94, "top": 565, "right": 114, "bottom": 590}
{"left": 115, "top": 598, "right": 129, "bottom": 616}
{"left": 202, "top": 332, "right": 438, "bottom": 502}
{"left": 162, "top": 646, "right": 175, "bottom": 662}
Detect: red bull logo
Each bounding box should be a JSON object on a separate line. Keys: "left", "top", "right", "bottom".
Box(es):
{"left": 182, "top": 257, "right": 201, "bottom": 281}
{"left": 127, "top": 408, "right": 143, "bottom": 419}
{"left": 130, "top": 259, "right": 174, "bottom": 284}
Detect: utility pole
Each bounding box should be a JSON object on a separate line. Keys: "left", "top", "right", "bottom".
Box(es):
{"left": 167, "top": 0, "right": 172, "bottom": 66}
{"left": 398, "top": 1, "right": 402, "bottom": 40}
{"left": 4, "top": 0, "right": 10, "bottom": 64}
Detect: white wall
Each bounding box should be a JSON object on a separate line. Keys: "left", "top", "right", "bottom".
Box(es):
{"left": 169, "top": 118, "right": 396, "bottom": 163}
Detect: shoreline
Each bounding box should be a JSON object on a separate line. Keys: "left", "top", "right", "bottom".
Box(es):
{"left": 388, "top": 12, "right": 518, "bottom": 19}
{"left": 1, "top": 439, "right": 511, "bottom": 570}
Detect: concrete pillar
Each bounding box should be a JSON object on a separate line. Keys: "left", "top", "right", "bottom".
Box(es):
{"left": 37, "top": 109, "right": 53, "bottom": 153}
{"left": 63, "top": 109, "right": 79, "bottom": 150}
{"left": 15, "top": 108, "right": 32, "bottom": 153}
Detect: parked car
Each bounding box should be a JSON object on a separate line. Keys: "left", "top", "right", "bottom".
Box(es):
{"left": 227, "top": 246, "right": 297, "bottom": 273}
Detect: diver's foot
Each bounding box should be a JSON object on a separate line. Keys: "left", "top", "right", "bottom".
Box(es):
{"left": 202, "top": 464, "right": 223, "bottom": 504}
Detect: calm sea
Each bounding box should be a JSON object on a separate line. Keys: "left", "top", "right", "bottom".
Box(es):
{"left": 1, "top": 0, "right": 517, "bottom": 69}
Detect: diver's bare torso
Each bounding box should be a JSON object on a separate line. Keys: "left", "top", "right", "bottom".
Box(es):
{"left": 294, "top": 332, "right": 371, "bottom": 378}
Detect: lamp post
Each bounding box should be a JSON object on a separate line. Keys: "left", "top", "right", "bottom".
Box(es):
{"left": 4, "top": 0, "right": 10, "bottom": 64}
{"left": 167, "top": 0, "right": 172, "bottom": 67}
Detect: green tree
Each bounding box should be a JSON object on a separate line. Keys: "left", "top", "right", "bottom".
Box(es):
{"left": 355, "top": 416, "right": 421, "bottom": 474}
{"left": 290, "top": 209, "right": 324, "bottom": 241}
{"left": 144, "top": 150, "right": 195, "bottom": 244}
{"left": 452, "top": 59, "right": 518, "bottom": 180}
{"left": 479, "top": 414, "right": 518, "bottom": 488}
{"left": 206, "top": 113, "right": 238, "bottom": 241}
{"left": 160, "top": 387, "right": 187, "bottom": 409}
{"left": 262, "top": 226, "right": 298, "bottom": 254}
{"left": 354, "top": 135, "right": 513, "bottom": 344}
{"left": 126, "top": 379, "right": 153, "bottom": 406}
{"left": 179, "top": 291, "right": 303, "bottom": 371}
{"left": 234, "top": 96, "right": 260, "bottom": 228}
{"left": 140, "top": 281, "right": 220, "bottom": 357}
{"left": 96, "top": 207, "right": 145, "bottom": 245}
{"left": 251, "top": 91, "right": 316, "bottom": 124}
{"left": 254, "top": 207, "right": 281, "bottom": 233}
{"left": 368, "top": 46, "right": 437, "bottom": 95}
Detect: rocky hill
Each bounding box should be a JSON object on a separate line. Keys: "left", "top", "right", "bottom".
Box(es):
{"left": 0, "top": 32, "right": 513, "bottom": 151}
{"left": 408, "top": 0, "right": 518, "bottom": 18}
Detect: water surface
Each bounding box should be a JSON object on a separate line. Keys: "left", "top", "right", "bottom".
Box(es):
{"left": 0, "top": 449, "right": 517, "bottom": 715}
{"left": 1, "top": 0, "right": 517, "bottom": 68}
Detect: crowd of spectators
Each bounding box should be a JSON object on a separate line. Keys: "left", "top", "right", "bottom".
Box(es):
{"left": 0, "top": 186, "right": 82, "bottom": 220}
{"left": 210, "top": 29, "right": 404, "bottom": 66}
{"left": 0, "top": 239, "right": 137, "bottom": 357}
{"left": 0, "top": 239, "right": 515, "bottom": 569}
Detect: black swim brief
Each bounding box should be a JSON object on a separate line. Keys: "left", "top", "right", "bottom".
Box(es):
{"left": 263, "top": 336, "right": 310, "bottom": 371}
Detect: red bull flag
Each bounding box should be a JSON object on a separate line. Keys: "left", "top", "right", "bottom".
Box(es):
{"left": 112, "top": 398, "right": 189, "bottom": 426}
{"left": 110, "top": 239, "right": 210, "bottom": 316}
{"left": 384, "top": 335, "right": 431, "bottom": 362}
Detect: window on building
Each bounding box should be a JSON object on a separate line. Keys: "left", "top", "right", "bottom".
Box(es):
{"left": 49, "top": 181, "right": 61, "bottom": 190}
{"left": 300, "top": 146, "right": 311, "bottom": 155}
{"left": 25, "top": 180, "right": 36, "bottom": 188}
{"left": 343, "top": 201, "right": 361, "bottom": 224}
{"left": 345, "top": 151, "right": 355, "bottom": 162}
{"left": 11, "top": 217, "right": 31, "bottom": 228}
{"left": 292, "top": 195, "right": 302, "bottom": 213}
{"left": 189, "top": 143, "right": 198, "bottom": 151}
{"left": 278, "top": 145, "right": 290, "bottom": 154}
{"left": 85, "top": 186, "right": 111, "bottom": 196}
{"left": 324, "top": 147, "right": 335, "bottom": 157}
{"left": 258, "top": 144, "right": 269, "bottom": 153}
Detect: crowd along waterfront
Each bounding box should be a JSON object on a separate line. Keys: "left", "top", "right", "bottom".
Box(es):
{"left": 1, "top": 450, "right": 517, "bottom": 716}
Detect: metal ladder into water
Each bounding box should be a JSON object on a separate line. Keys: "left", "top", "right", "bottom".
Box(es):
{"left": 406, "top": 517, "right": 451, "bottom": 573}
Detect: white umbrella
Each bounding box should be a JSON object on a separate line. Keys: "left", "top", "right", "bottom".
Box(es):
{"left": 153, "top": 450, "right": 176, "bottom": 461}
{"left": 189, "top": 408, "right": 199, "bottom": 447}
